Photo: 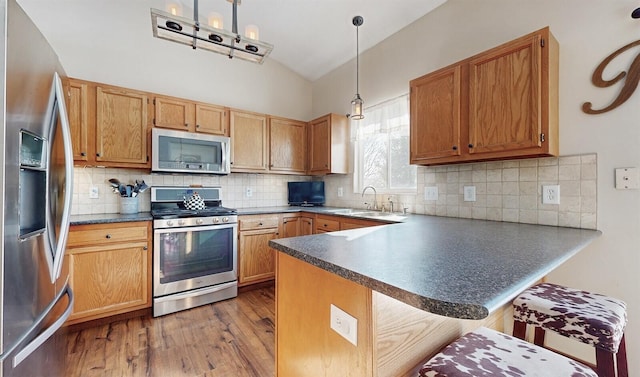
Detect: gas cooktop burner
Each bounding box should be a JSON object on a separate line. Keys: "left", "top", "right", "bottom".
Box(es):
{"left": 150, "top": 186, "right": 236, "bottom": 219}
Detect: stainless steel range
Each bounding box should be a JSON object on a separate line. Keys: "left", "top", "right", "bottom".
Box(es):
{"left": 151, "top": 186, "right": 238, "bottom": 317}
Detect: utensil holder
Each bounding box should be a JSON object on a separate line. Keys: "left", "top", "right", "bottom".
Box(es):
{"left": 119, "top": 197, "right": 139, "bottom": 214}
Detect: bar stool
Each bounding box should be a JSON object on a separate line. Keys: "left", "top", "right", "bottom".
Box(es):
{"left": 513, "top": 283, "right": 628, "bottom": 377}
{"left": 418, "top": 327, "right": 598, "bottom": 376}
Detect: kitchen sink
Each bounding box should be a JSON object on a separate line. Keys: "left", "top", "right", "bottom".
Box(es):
{"left": 325, "top": 209, "right": 407, "bottom": 222}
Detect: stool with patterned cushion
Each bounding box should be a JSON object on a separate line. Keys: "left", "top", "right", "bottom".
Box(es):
{"left": 513, "top": 283, "right": 628, "bottom": 377}
{"left": 418, "top": 327, "right": 598, "bottom": 377}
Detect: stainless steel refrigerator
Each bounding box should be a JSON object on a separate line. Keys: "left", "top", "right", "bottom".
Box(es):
{"left": 0, "top": 0, "right": 74, "bottom": 375}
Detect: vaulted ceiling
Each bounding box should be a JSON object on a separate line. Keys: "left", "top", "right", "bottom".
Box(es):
{"left": 18, "top": 0, "right": 446, "bottom": 81}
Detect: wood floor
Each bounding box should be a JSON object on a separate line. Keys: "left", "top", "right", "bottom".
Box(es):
{"left": 64, "top": 287, "right": 275, "bottom": 377}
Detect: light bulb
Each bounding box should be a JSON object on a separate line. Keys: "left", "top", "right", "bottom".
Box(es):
{"left": 351, "top": 94, "right": 364, "bottom": 120}
{"left": 208, "top": 12, "right": 223, "bottom": 29}
{"left": 245, "top": 25, "right": 259, "bottom": 40}
{"left": 165, "top": 2, "right": 182, "bottom": 16}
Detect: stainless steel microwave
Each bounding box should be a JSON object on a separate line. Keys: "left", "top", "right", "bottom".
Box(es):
{"left": 151, "top": 128, "right": 231, "bottom": 175}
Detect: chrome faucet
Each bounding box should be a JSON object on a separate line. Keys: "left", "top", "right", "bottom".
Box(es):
{"left": 361, "top": 185, "right": 378, "bottom": 210}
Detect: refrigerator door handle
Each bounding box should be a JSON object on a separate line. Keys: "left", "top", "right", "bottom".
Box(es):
{"left": 12, "top": 284, "right": 74, "bottom": 367}
{"left": 48, "top": 72, "right": 74, "bottom": 283}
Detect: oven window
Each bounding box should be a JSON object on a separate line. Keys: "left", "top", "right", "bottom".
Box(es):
{"left": 158, "top": 226, "right": 234, "bottom": 284}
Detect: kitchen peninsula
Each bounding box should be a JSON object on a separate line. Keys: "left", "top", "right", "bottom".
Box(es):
{"left": 269, "top": 215, "right": 601, "bottom": 377}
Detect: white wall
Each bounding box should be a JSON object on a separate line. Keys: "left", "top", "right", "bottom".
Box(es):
{"left": 314, "top": 0, "right": 640, "bottom": 368}
{"left": 18, "top": 1, "right": 312, "bottom": 121}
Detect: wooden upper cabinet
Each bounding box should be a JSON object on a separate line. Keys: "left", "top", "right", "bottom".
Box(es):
{"left": 96, "top": 86, "right": 149, "bottom": 165}
{"left": 67, "top": 79, "right": 89, "bottom": 161}
{"left": 410, "top": 65, "right": 463, "bottom": 164}
{"left": 230, "top": 109, "right": 268, "bottom": 172}
{"left": 153, "top": 95, "right": 229, "bottom": 136}
{"left": 269, "top": 116, "right": 307, "bottom": 174}
{"left": 409, "top": 26, "right": 558, "bottom": 166}
{"left": 468, "top": 29, "right": 552, "bottom": 157}
{"left": 308, "top": 113, "right": 348, "bottom": 175}
{"left": 195, "top": 103, "right": 228, "bottom": 135}
{"left": 153, "top": 96, "right": 193, "bottom": 131}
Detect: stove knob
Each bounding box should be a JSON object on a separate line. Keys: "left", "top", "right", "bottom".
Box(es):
{"left": 166, "top": 220, "right": 174, "bottom": 227}
{"left": 196, "top": 218, "right": 204, "bottom": 225}
{"left": 213, "top": 217, "right": 220, "bottom": 223}
{"left": 178, "top": 219, "right": 186, "bottom": 226}
{"left": 222, "top": 217, "right": 229, "bottom": 223}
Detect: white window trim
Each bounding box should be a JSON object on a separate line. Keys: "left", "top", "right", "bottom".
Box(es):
{"left": 352, "top": 94, "right": 416, "bottom": 194}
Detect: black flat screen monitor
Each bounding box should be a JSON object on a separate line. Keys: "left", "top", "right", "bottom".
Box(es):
{"left": 288, "top": 181, "right": 325, "bottom": 206}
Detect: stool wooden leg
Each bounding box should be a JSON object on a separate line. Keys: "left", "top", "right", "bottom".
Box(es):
{"left": 513, "top": 320, "right": 527, "bottom": 340}
{"left": 533, "top": 327, "right": 546, "bottom": 347}
{"left": 616, "top": 334, "right": 628, "bottom": 377}
{"left": 595, "top": 347, "right": 615, "bottom": 377}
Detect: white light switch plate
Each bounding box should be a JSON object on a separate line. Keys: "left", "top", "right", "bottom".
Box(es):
{"left": 615, "top": 167, "right": 639, "bottom": 189}
{"left": 89, "top": 186, "right": 99, "bottom": 199}
{"left": 463, "top": 186, "right": 476, "bottom": 202}
{"left": 330, "top": 304, "right": 357, "bottom": 346}
{"left": 424, "top": 186, "right": 438, "bottom": 201}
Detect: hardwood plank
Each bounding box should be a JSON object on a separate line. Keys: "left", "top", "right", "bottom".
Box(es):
{"left": 65, "top": 287, "right": 275, "bottom": 377}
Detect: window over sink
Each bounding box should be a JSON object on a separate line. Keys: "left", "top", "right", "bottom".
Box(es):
{"left": 352, "top": 94, "right": 416, "bottom": 193}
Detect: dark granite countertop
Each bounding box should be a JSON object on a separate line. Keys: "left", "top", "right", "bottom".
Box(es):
{"left": 269, "top": 215, "right": 601, "bottom": 320}
{"left": 70, "top": 212, "right": 153, "bottom": 225}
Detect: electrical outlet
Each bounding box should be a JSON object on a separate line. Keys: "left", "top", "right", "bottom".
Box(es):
{"left": 463, "top": 186, "right": 476, "bottom": 202}
{"left": 542, "top": 185, "right": 560, "bottom": 204}
{"left": 89, "top": 186, "right": 99, "bottom": 199}
{"left": 245, "top": 187, "right": 253, "bottom": 197}
{"left": 330, "top": 304, "right": 357, "bottom": 346}
{"left": 337, "top": 187, "right": 344, "bottom": 197}
{"left": 424, "top": 186, "right": 438, "bottom": 201}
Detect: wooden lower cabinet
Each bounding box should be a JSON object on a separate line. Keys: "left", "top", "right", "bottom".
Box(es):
{"left": 315, "top": 214, "right": 341, "bottom": 233}
{"left": 238, "top": 214, "right": 281, "bottom": 286}
{"left": 276, "top": 253, "right": 508, "bottom": 377}
{"left": 281, "top": 215, "right": 301, "bottom": 238}
{"left": 65, "top": 221, "right": 151, "bottom": 325}
{"left": 300, "top": 216, "right": 314, "bottom": 235}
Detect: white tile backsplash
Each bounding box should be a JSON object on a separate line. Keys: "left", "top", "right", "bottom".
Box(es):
{"left": 74, "top": 153, "right": 598, "bottom": 230}
{"left": 323, "top": 153, "right": 598, "bottom": 230}
{"left": 71, "top": 169, "right": 309, "bottom": 216}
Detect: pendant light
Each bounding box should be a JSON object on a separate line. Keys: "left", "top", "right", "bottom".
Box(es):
{"left": 351, "top": 16, "right": 364, "bottom": 120}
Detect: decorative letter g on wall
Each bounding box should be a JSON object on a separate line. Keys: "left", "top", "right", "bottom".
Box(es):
{"left": 582, "top": 39, "right": 640, "bottom": 114}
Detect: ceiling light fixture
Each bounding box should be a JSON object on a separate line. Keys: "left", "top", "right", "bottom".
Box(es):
{"left": 351, "top": 15, "right": 364, "bottom": 120}
{"left": 150, "top": 0, "right": 273, "bottom": 64}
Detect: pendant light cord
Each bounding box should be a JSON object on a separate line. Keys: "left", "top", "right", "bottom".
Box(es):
{"left": 356, "top": 24, "right": 359, "bottom": 95}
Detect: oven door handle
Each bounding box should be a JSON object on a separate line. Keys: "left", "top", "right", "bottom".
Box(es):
{"left": 153, "top": 223, "right": 237, "bottom": 234}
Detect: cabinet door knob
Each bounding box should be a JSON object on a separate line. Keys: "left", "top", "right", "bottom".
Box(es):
{"left": 196, "top": 124, "right": 200, "bottom": 128}
{"left": 143, "top": 246, "right": 148, "bottom": 250}
{"left": 105, "top": 234, "right": 111, "bottom": 239}
{"left": 259, "top": 222, "right": 263, "bottom": 226}
{"left": 96, "top": 153, "right": 101, "bottom": 157}
{"left": 468, "top": 144, "right": 474, "bottom": 148}
{"left": 185, "top": 123, "right": 189, "bottom": 127}
{"left": 452, "top": 146, "right": 457, "bottom": 150}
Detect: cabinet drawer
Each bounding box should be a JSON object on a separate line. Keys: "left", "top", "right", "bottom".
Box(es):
{"left": 315, "top": 216, "right": 340, "bottom": 232}
{"left": 240, "top": 215, "right": 280, "bottom": 230}
{"left": 67, "top": 223, "right": 149, "bottom": 247}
